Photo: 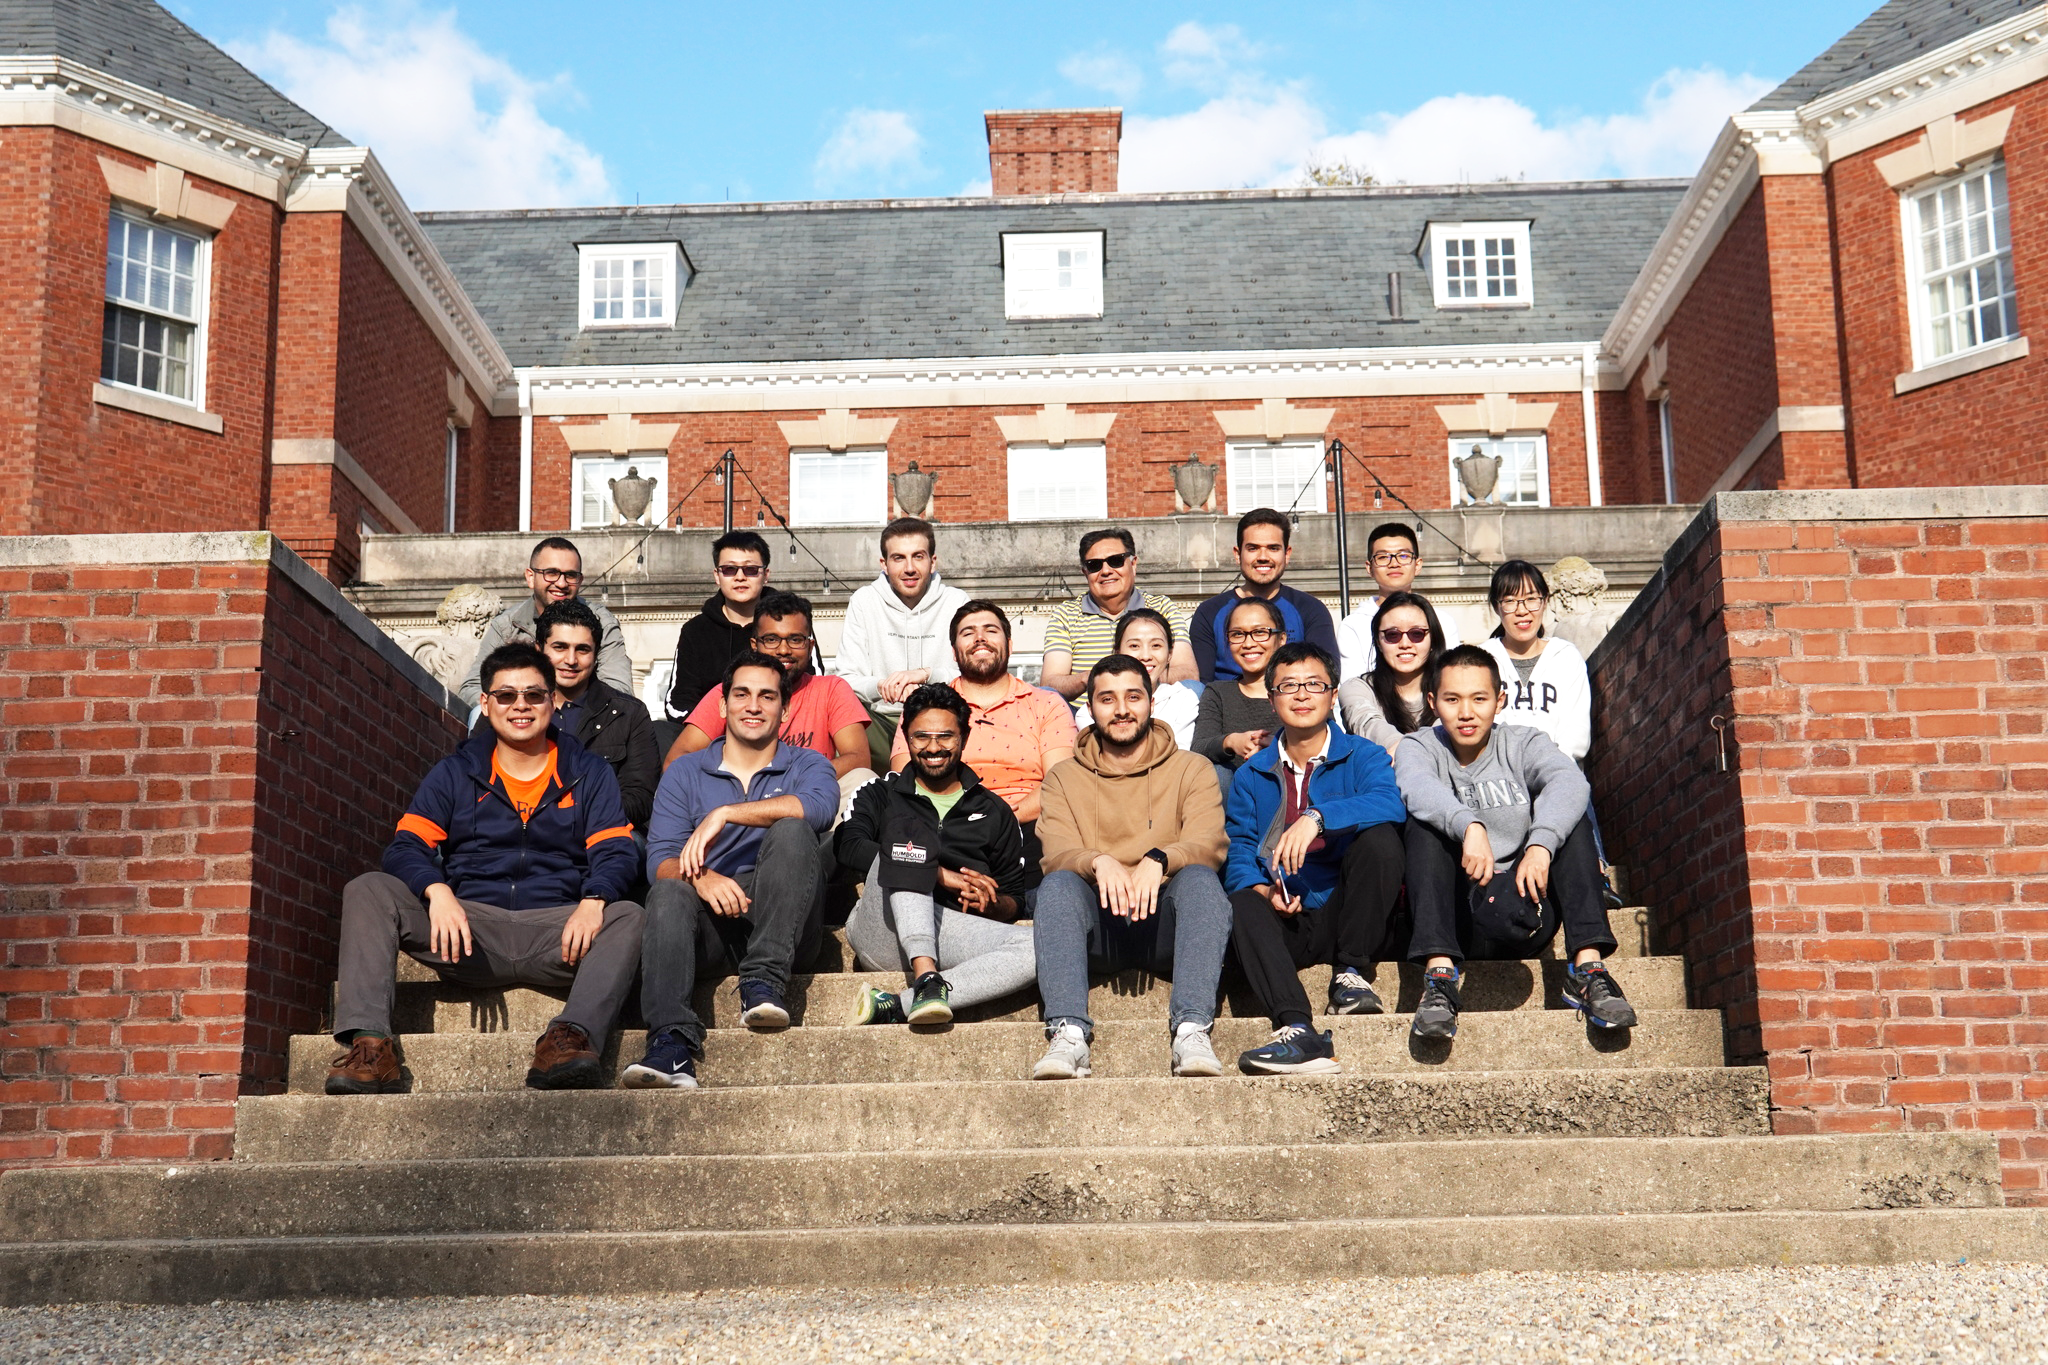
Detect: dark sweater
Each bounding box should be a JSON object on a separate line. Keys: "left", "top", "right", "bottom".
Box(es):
{"left": 667, "top": 593, "right": 755, "bottom": 718}
{"left": 1192, "top": 682, "right": 1280, "bottom": 769}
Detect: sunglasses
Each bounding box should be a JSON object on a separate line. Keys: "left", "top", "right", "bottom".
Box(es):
{"left": 1379, "top": 627, "right": 1431, "bottom": 645}
{"left": 716, "top": 564, "right": 766, "bottom": 579}
{"left": 486, "top": 686, "right": 551, "bottom": 706}
{"left": 1081, "top": 552, "right": 1133, "bottom": 573}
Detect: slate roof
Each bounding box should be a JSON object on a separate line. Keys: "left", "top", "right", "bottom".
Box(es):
{"left": 0, "top": 0, "right": 345, "bottom": 147}
{"left": 418, "top": 181, "right": 1689, "bottom": 370}
{"left": 1750, "top": 0, "right": 2047, "bottom": 110}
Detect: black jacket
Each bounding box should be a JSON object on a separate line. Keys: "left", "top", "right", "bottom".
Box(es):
{"left": 834, "top": 766, "right": 1030, "bottom": 910}
{"left": 668, "top": 594, "right": 755, "bottom": 718}
{"left": 470, "top": 678, "right": 660, "bottom": 829}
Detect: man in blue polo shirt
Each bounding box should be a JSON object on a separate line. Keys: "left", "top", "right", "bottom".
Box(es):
{"left": 1189, "top": 509, "right": 1339, "bottom": 682}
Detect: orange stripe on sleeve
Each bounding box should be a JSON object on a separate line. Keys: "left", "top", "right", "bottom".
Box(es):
{"left": 397, "top": 813, "right": 448, "bottom": 847}
{"left": 585, "top": 824, "right": 634, "bottom": 848}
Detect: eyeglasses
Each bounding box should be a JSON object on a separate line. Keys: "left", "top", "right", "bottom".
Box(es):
{"left": 1271, "top": 678, "right": 1334, "bottom": 696}
{"left": 716, "top": 564, "right": 766, "bottom": 579}
{"left": 1379, "top": 627, "right": 1431, "bottom": 645}
{"left": 486, "top": 687, "right": 551, "bottom": 706}
{"left": 1081, "top": 552, "right": 1133, "bottom": 573}
{"left": 1497, "top": 594, "right": 1547, "bottom": 613}
{"left": 531, "top": 567, "right": 583, "bottom": 583}
{"left": 1370, "top": 551, "right": 1416, "bottom": 567}
{"left": 1226, "top": 627, "right": 1281, "bottom": 643}
{"left": 754, "top": 633, "right": 812, "bottom": 649}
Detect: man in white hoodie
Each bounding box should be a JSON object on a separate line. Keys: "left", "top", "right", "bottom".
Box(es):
{"left": 836, "top": 517, "right": 968, "bottom": 771}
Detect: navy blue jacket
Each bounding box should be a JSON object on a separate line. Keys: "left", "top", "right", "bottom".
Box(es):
{"left": 1190, "top": 583, "right": 1340, "bottom": 681}
{"left": 1224, "top": 725, "right": 1407, "bottom": 911}
{"left": 384, "top": 727, "right": 639, "bottom": 910}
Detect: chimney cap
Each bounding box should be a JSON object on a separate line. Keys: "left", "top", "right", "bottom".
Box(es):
{"left": 984, "top": 107, "right": 1123, "bottom": 135}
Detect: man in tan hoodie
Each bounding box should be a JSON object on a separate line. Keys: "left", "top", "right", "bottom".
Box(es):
{"left": 1030, "top": 652, "right": 1231, "bottom": 1080}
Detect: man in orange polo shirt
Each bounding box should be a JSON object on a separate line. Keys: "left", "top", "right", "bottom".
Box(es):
{"left": 891, "top": 599, "right": 1076, "bottom": 884}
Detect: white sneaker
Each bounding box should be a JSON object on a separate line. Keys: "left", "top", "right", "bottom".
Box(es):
{"left": 1170, "top": 1022, "right": 1223, "bottom": 1077}
{"left": 1032, "top": 1023, "right": 1091, "bottom": 1080}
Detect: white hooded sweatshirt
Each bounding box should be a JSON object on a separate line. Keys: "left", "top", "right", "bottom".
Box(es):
{"left": 835, "top": 572, "right": 968, "bottom": 716}
{"left": 1481, "top": 635, "right": 1591, "bottom": 761}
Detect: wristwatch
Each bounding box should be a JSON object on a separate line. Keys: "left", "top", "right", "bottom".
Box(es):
{"left": 1142, "top": 848, "right": 1170, "bottom": 872}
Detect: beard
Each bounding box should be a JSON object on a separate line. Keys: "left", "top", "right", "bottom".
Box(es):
{"left": 956, "top": 651, "right": 1008, "bottom": 684}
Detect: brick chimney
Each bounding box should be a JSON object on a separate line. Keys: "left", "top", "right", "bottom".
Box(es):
{"left": 984, "top": 108, "right": 1122, "bottom": 196}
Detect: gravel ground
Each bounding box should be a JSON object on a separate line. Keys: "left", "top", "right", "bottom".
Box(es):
{"left": 3, "top": 1263, "right": 2044, "bottom": 1364}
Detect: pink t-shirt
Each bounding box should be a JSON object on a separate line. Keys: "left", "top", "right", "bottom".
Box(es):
{"left": 686, "top": 672, "right": 869, "bottom": 762}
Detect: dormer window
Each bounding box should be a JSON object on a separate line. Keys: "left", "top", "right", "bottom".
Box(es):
{"left": 1002, "top": 230, "right": 1104, "bottom": 320}
{"left": 578, "top": 242, "right": 684, "bottom": 329}
{"left": 1424, "top": 221, "right": 1533, "bottom": 310}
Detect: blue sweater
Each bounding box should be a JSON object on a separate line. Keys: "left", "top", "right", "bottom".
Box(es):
{"left": 646, "top": 739, "right": 840, "bottom": 880}
{"left": 1224, "top": 726, "right": 1408, "bottom": 910}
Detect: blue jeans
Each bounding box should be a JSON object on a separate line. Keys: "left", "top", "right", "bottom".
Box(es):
{"left": 1031, "top": 865, "right": 1233, "bottom": 1036}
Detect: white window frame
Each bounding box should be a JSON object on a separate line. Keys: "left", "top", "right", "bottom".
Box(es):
{"left": 101, "top": 206, "right": 210, "bottom": 409}
{"left": 1225, "top": 439, "right": 1327, "bottom": 515}
{"left": 1901, "top": 156, "right": 2018, "bottom": 370}
{"left": 1425, "top": 220, "right": 1533, "bottom": 311}
{"left": 571, "top": 454, "right": 670, "bottom": 531}
{"left": 1447, "top": 435, "right": 1549, "bottom": 508}
{"left": 789, "top": 446, "right": 888, "bottom": 527}
{"left": 1001, "top": 231, "right": 1105, "bottom": 320}
{"left": 577, "top": 242, "right": 685, "bottom": 330}
{"left": 1006, "top": 442, "right": 1108, "bottom": 521}
{"left": 1657, "top": 398, "right": 1678, "bottom": 505}
{"left": 443, "top": 425, "right": 460, "bottom": 533}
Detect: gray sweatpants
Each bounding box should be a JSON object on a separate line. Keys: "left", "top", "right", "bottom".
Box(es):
{"left": 332, "top": 870, "right": 643, "bottom": 1045}
{"left": 845, "top": 858, "right": 1037, "bottom": 1011}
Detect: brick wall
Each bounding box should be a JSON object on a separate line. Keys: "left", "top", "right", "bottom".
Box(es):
{"left": 1591, "top": 488, "right": 2048, "bottom": 1202}
{"left": 0, "top": 533, "right": 463, "bottom": 1165}
{"left": 985, "top": 109, "right": 1121, "bottom": 196}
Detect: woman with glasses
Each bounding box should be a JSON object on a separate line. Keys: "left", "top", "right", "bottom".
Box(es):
{"left": 1192, "top": 597, "right": 1285, "bottom": 800}
{"left": 1480, "top": 561, "right": 1590, "bottom": 763}
{"left": 1337, "top": 591, "right": 1447, "bottom": 757}
{"left": 1075, "top": 608, "right": 1201, "bottom": 750}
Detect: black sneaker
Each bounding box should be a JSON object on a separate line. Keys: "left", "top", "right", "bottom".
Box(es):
{"left": 1410, "top": 966, "right": 1462, "bottom": 1040}
{"left": 907, "top": 971, "right": 953, "bottom": 1025}
{"left": 1327, "top": 966, "right": 1384, "bottom": 1015}
{"left": 848, "top": 985, "right": 908, "bottom": 1026}
{"left": 1237, "top": 1024, "right": 1340, "bottom": 1075}
{"left": 1562, "top": 961, "right": 1638, "bottom": 1029}
{"left": 620, "top": 1025, "right": 700, "bottom": 1089}
{"left": 737, "top": 979, "right": 791, "bottom": 1029}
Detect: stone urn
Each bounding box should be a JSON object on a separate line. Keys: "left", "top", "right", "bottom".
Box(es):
{"left": 891, "top": 461, "right": 936, "bottom": 518}
{"left": 609, "top": 466, "right": 657, "bottom": 525}
{"left": 1171, "top": 452, "right": 1217, "bottom": 512}
{"left": 1455, "top": 445, "right": 1501, "bottom": 504}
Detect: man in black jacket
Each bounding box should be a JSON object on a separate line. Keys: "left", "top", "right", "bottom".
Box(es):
{"left": 533, "top": 599, "right": 660, "bottom": 830}
{"left": 833, "top": 683, "right": 1035, "bottom": 1025}
{"left": 665, "top": 530, "right": 772, "bottom": 729}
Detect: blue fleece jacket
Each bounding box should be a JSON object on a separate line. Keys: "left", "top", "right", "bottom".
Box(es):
{"left": 645, "top": 738, "right": 840, "bottom": 880}
{"left": 1224, "top": 725, "right": 1408, "bottom": 910}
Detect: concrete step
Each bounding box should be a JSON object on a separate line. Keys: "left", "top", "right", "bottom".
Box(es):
{"left": 0, "top": 1134, "right": 2001, "bottom": 1244}
{"left": 286, "top": 1009, "right": 1725, "bottom": 1093}
{"left": 236, "top": 1067, "right": 1770, "bottom": 1161}
{"left": 379, "top": 955, "right": 1692, "bottom": 1035}
{"left": 9, "top": 1206, "right": 2048, "bottom": 1306}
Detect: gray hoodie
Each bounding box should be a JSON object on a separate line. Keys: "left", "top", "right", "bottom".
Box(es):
{"left": 1394, "top": 722, "right": 1589, "bottom": 868}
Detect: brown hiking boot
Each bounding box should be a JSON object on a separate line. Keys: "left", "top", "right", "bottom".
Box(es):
{"left": 526, "top": 1021, "right": 602, "bottom": 1090}
{"left": 324, "top": 1034, "right": 403, "bottom": 1095}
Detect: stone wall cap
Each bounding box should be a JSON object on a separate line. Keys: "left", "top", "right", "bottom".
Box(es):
{"left": 1714, "top": 486, "right": 2048, "bottom": 523}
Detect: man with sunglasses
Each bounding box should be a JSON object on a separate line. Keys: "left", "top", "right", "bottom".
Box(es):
{"left": 459, "top": 537, "right": 632, "bottom": 707}
{"left": 1334, "top": 522, "right": 1462, "bottom": 684}
{"left": 1040, "top": 528, "right": 1196, "bottom": 701}
{"left": 666, "top": 530, "right": 774, "bottom": 725}
{"left": 1223, "top": 642, "right": 1407, "bottom": 1074}
{"left": 1188, "top": 508, "right": 1339, "bottom": 682}
{"left": 327, "top": 643, "right": 644, "bottom": 1095}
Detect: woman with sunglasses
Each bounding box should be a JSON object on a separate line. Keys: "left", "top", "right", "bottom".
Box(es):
{"left": 1192, "top": 597, "right": 1285, "bottom": 800}
{"left": 1074, "top": 608, "right": 1202, "bottom": 750}
{"left": 1480, "top": 560, "right": 1590, "bottom": 763}
{"left": 1337, "top": 591, "right": 1446, "bottom": 757}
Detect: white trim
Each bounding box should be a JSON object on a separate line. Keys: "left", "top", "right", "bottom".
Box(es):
{"left": 1657, "top": 396, "right": 1677, "bottom": 504}
{"left": 788, "top": 446, "right": 889, "bottom": 527}
{"left": 1707, "top": 405, "right": 1846, "bottom": 495}
{"left": 270, "top": 438, "right": 423, "bottom": 534}
{"left": 1001, "top": 231, "right": 1105, "bottom": 320}
{"left": 1899, "top": 156, "right": 2017, "bottom": 371}
{"left": 1875, "top": 108, "right": 2016, "bottom": 188}
{"left": 102, "top": 207, "right": 211, "bottom": 412}
{"left": 443, "top": 425, "right": 459, "bottom": 534}
{"left": 1212, "top": 398, "right": 1334, "bottom": 441}
{"left": 1225, "top": 438, "right": 1327, "bottom": 515}
{"left": 1895, "top": 334, "right": 2031, "bottom": 394}
{"left": 517, "top": 373, "right": 534, "bottom": 534}
{"left": 1799, "top": 13, "right": 2048, "bottom": 161}
{"left": 1424, "top": 220, "right": 1533, "bottom": 310}
{"left": 577, "top": 241, "right": 684, "bottom": 330}
{"left": 1006, "top": 441, "right": 1109, "bottom": 521}
{"left": 91, "top": 381, "right": 221, "bottom": 432}
{"left": 1447, "top": 435, "right": 1550, "bottom": 508}
{"left": 1580, "top": 344, "right": 1602, "bottom": 507}
{"left": 776, "top": 410, "right": 899, "bottom": 452}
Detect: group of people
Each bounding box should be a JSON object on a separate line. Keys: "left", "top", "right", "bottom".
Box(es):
{"left": 325, "top": 509, "right": 1631, "bottom": 1095}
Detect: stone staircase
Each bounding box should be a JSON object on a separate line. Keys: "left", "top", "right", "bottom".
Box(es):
{"left": 4, "top": 906, "right": 2045, "bottom": 1304}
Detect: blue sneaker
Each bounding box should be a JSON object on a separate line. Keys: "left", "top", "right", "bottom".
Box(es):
{"left": 1236, "top": 1024, "right": 1340, "bottom": 1075}
{"left": 1327, "top": 966, "right": 1385, "bottom": 1015}
{"left": 620, "top": 1026, "right": 699, "bottom": 1090}
{"left": 1562, "top": 961, "right": 1638, "bottom": 1029}
{"left": 737, "top": 978, "right": 791, "bottom": 1029}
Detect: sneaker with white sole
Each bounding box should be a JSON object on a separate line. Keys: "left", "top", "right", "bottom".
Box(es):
{"left": 619, "top": 1026, "right": 700, "bottom": 1090}
{"left": 737, "top": 979, "right": 790, "bottom": 1029}
{"left": 1170, "top": 1022, "right": 1224, "bottom": 1077}
{"left": 1237, "top": 1024, "right": 1341, "bottom": 1075}
{"left": 1327, "top": 966, "right": 1385, "bottom": 1015}
{"left": 1031, "top": 1022, "right": 1091, "bottom": 1080}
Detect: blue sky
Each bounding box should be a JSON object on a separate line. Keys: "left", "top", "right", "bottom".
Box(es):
{"left": 170, "top": 0, "right": 1880, "bottom": 211}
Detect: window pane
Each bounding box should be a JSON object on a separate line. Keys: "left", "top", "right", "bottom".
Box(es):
{"left": 1912, "top": 160, "right": 2016, "bottom": 362}
{"left": 1007, "top": 442, "right": 1108, "bottom": 521}
{"left": 572, "top": 455, "right": 669, "bottom": 530}
{"left": 790, "top": 448, "right": 886, "bottom": 526}
{"left": 1451, "top": 437, "right": 1546, "bottom": 508}
{"left": 100, "top": 303, "right": 193, "bottom": 399}
{"left": 1227, "top": 440, "right": 1326, "bottom": 515}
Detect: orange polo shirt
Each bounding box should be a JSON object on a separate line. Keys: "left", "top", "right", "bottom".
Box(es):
{"left": 891, "top": 674, "right": 1077, "bottom": 817}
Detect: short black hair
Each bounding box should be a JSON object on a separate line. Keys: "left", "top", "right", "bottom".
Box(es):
{"left": 1086, "top": 652, "right": 1153, "bottom": 696}
{"left": 900, "top": 681, "right": 971, "bottom": 735}
{"left": 712, "top": 529, "right": 772, "bottom": 567}
{"left": 534, "top": 598, "right": 601, "bottom": 646}
{"left": 1226, "top": 595, "right": 1288, "bottom": 636}
{"left": 1366, "top": 522, "right": 1419, "bottom": 557}
{"left": 1113, "top": 606, "right": 1175, "bottom": 652}
{"left": 721, "top": 650, "right": 786, "bottom": 698}
{"left": 480, "top": 642, "right": 555, "bottom": 693}
{"left": 1079, "top": 527, "right": 1135, "bottom": 562}
{"left": 951, "top": 598, "right": 1011, "bottom": 639}
{"left": 529, "top": 536, "right": 580, "bottom": 567}
{"left": 880, "top": 516, "right": 936, "bottom": 557}
{"left": 1426, "top": 643, "right": 1503, "bottom": 696}
{"left": 1235, "top": 507, "right": 1292, "bottom": 547}
{"left": 1265, "top": 641, "right": 1337, "bottom": 687}
{"left": 752, "top": 590, "right": 813, "bottom": 631}
{"left": 1488, "top": 558, "right": 1550, "bottom": 607}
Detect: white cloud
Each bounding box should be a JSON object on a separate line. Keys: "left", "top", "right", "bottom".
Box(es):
{"left": 1158, "top": 21, "right": 1266, "bottom": 93}
{"left": 814, "top": 108, "right": 928, "bottom": 191}
{"left": 1121, "top": 89, "right": 1326, "bottom": 193}
{"left": 1059, "top": 50, "right": 1144, "bottom": 102}
{"left": 231, "top": 5, "right": 610, "bottom": 211}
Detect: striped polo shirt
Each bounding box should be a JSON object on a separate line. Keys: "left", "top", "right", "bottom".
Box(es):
{"left": 1041, "top": 589, "right": 1192, "bottom": 675}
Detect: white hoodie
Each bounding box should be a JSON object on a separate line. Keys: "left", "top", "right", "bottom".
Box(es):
{"left": 1481, "top": 635, "right": 1591, "bottom": 761}
{"left": 834, "top": 572, "right": 968, "bottom": 716}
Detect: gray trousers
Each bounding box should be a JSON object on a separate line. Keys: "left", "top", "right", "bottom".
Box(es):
{"left": 844, "top": 858, "right": 1037, "bottom": 1011}
{"left": 1033, "top": 865, "right": 1233, "bottom": 1036}
{"left": 333, "top": 871, "right": 643, "bottom": 1044}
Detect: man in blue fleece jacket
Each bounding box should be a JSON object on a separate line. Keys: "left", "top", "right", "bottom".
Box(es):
{"left": 326, "top": 643, "right": 644, "bottom": 1095}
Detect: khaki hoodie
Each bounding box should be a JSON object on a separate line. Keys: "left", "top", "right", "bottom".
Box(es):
{"left": 1037, "top": 719, "right": 1227, "bottom": 881}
